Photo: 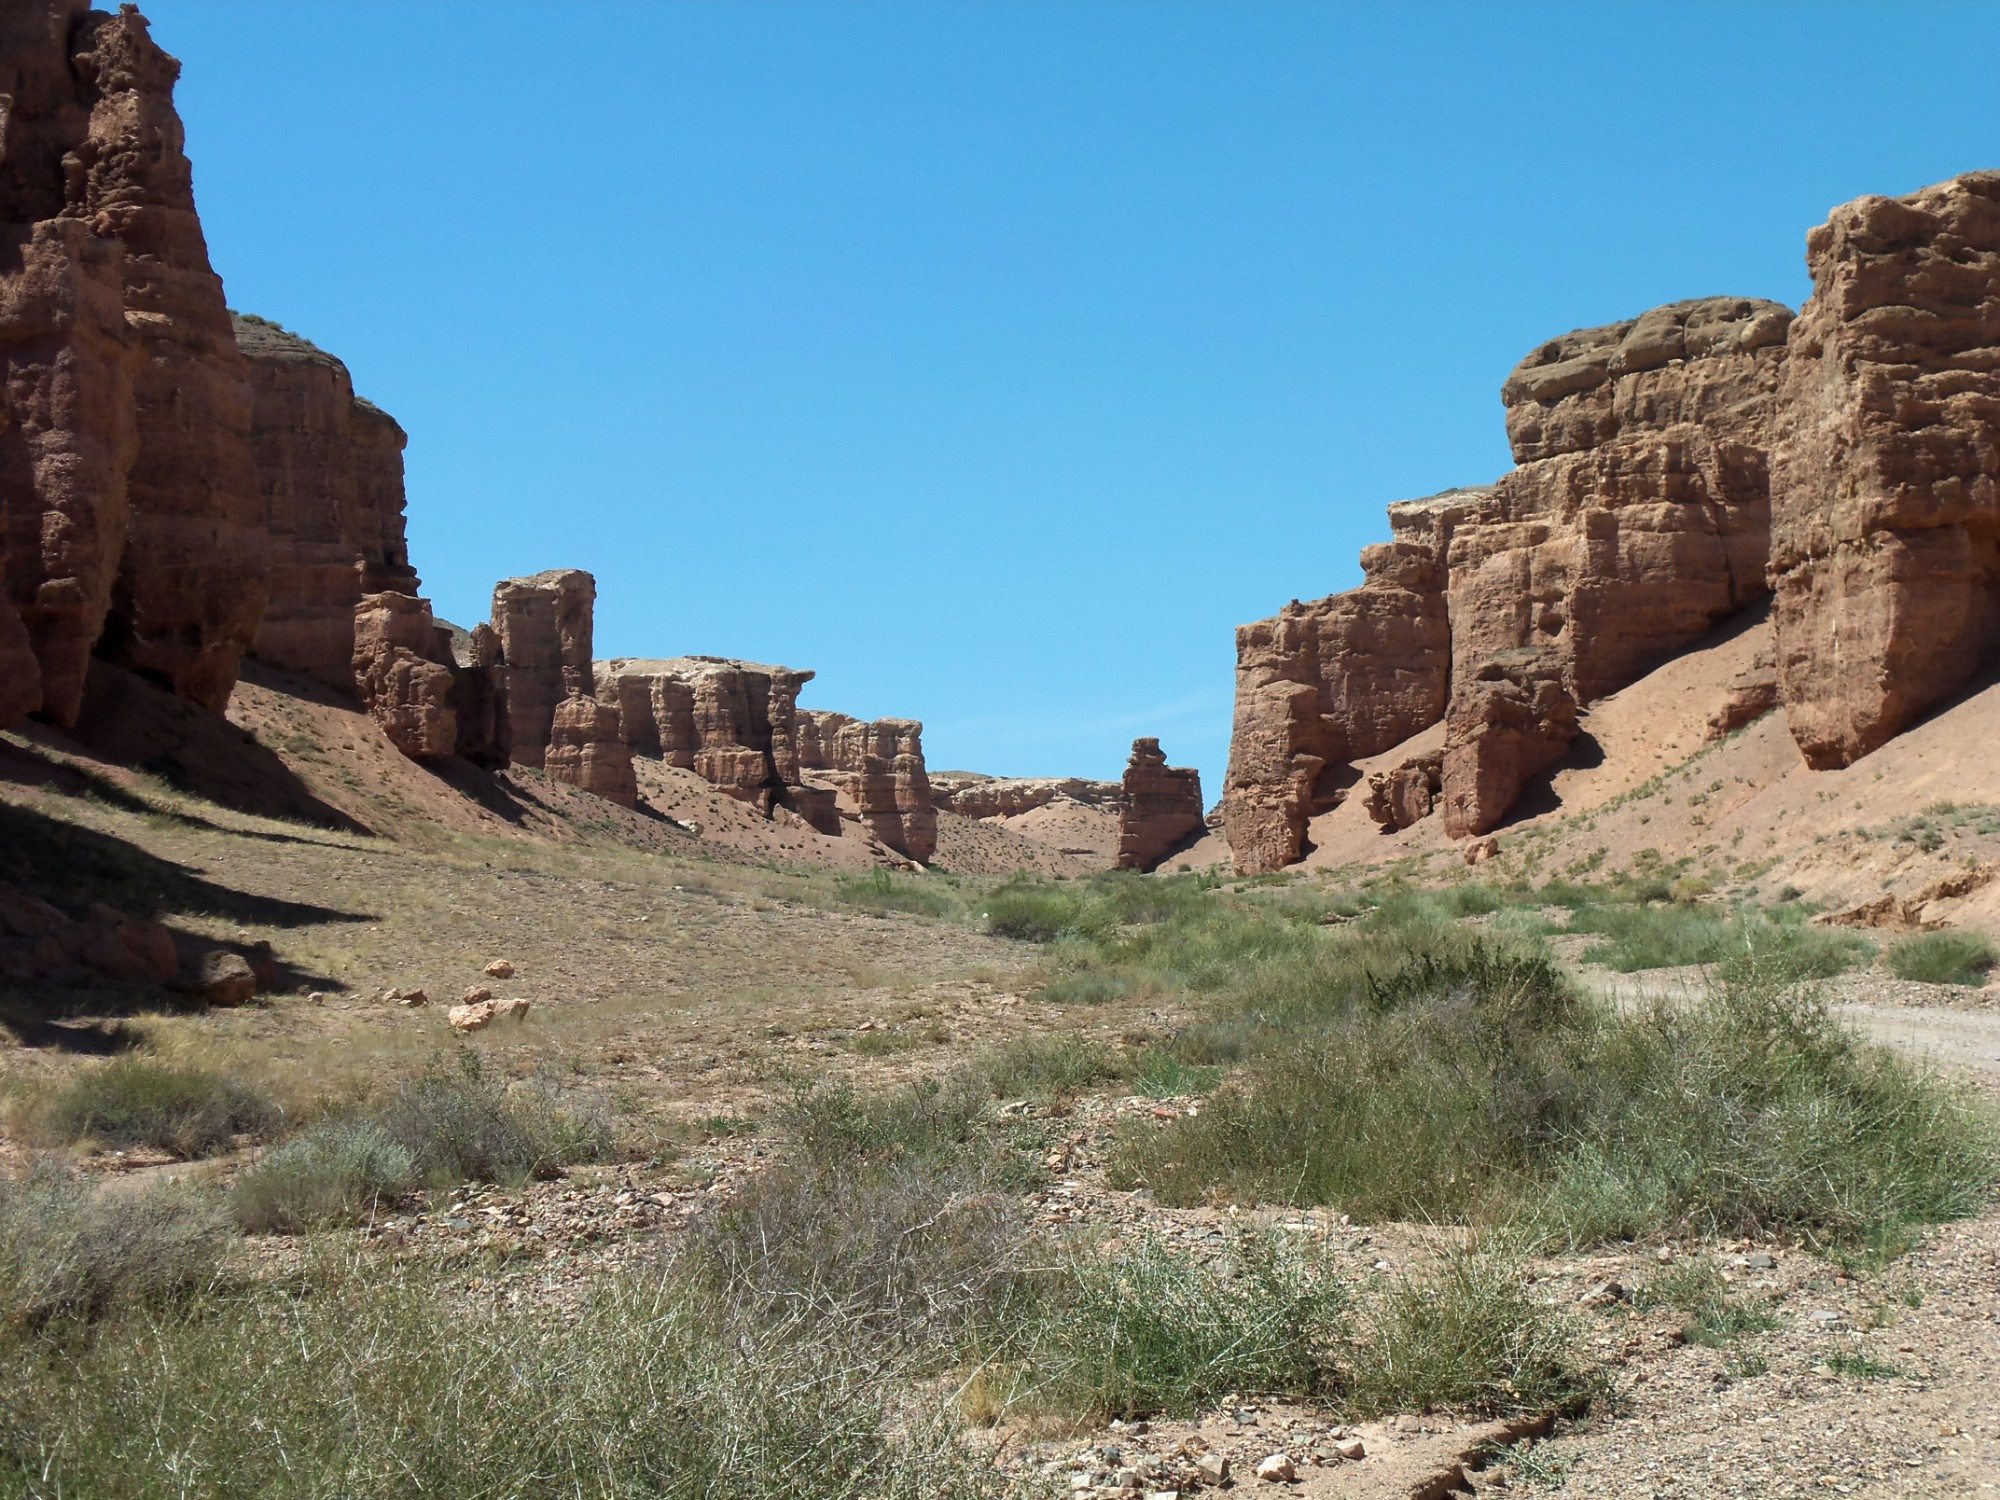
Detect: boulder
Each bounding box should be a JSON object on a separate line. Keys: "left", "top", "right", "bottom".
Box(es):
{"left": 1221, "top": 489, "right": 1475, "bottom": 873}
{"left": 544, "top": 693, "right": 637, "bottom": 808}
{"left": 179, "top": 948, "right": 257, "bottom": 1007}
{"left": 796, "top": 710, "right": 937, "bottom": 862}
{"left": 491, "top": 569, "right": 595, "bottom": 768}
{"left": 448, "top": 995, "right": 530, "bottom": 1032}
{"left": 236, "top": 315, "right": 418, "bottom": 692}
{"left": 1706, "top": 648, "right": 1781, "bottom": 741}
{"left": 352, "top": 591, "right": 456, "bottom": 760}
{"left": 1441, "top": 649, "right": 1577, "bottom": 838}
{"left": 1115, "top": 737, "right": 1204, "bottom": 872}
{"left": 1769, "top": 172, "right": 2000, "bottom": 768}
{"left": 1363, "top": 751, "right": 1443, "bottom": 830}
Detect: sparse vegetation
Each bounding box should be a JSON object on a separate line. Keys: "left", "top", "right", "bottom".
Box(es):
{"left": 22, "top": 1056, "right": 278, "bottom": 1159}
{"left": 230, "top": 1121, "right": 415, "bottom": 1232}
{"left": 1886, "top": 928, "right": 1997, "bottom": 987}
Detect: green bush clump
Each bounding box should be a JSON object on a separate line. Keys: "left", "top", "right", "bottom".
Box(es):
{"left": 1886, "top": 928, "right": 1997, "bottom": 987}
{"left": 230, "top": 1122, "right": 415, "bottom": 1233}
{"left": 28, "top": 1057, "right": 279, "bottom": 1159}
{"left": 0, "top": 1166, "right": 229, "bottom": 1329}
{"left": 833, "top": 870, "right": 960, "bottom": 920}
{"left": 368, "top": 1052, "right": 612, "bottom": 1188}
{"left": 981, "top": 1035, "right": 1125, "bottom": 1101}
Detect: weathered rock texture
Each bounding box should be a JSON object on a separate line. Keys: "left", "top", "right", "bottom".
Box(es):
{"left": 443, "top": 621, "right": 509, "bottom": 769}
{"left": 352, "top": 591, "right": 455, "bottom": 761}
{"left": 1364, "top": 751, "right": 1443, "bottom": 831}
{"left": 1222, "top": 489, "right": 1478, "bottom": 873}
{"left": 0, "top": 882, "right": 177, "bottom": 985}
{"left": 931, "top": 774, "right": 1121, "bottom": 820}
{"left": 1115, "top": 737, "right": 1203, "bottom": 872}
{"left": 1707, "top": 646, "right": 1781, "bottom": 741}
{"left": 492, "top": 569, "right": 594, "bottom": 769}
{"left": 545, "top": 694, "right": 637, "bottom": 808}
{"left": 236, "top": 314, "right": 415, "bottom": 691}
{"left": 597, "top": 656, "right": 814, "bottom": 812}
{"left": 797, "top": 709, "right": 937, "bottom": 864}
{"left": 1440, "top": 649, "right": 1578, "bottom": 838}
{"left": 1769, "top": 172, "right": 2000, "bottom": 768}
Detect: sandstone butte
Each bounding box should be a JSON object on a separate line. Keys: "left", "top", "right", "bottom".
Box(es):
{"left": 1224, "top": 171, "right": 2000, "bottom": 873}
{"left": 1114, "top": 738, "right": 1204, "bottom": 872}
{"left": 930, "top": 773, "right": 1122, "bottom": 820}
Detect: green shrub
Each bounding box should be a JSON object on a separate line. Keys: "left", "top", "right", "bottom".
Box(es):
{"left": 0, "top": 1166, "right": 229, "bottom": 1329}
{"left": 370, "top": 1053, "right": 612, "bottom": 1187}
{"left": 28, "top": 1057, "right": 278, "bottom": 1159}
{"left": 1886, "top": 929, "right": 1998, "bottom": 987}
{"left": 0, "top": 1259, "right": 994, "bottom": 1500}
{"left": 782, "top": 1073, "right": 988, "bottom": 1168}
{"left": 1037, "top": 970, "right": 1133, "bottom": 1005}
{"left": 1347, "top": 1240, "right": 1599, "bottom": 1417}
{"left": 982, "top": 881, "right": 1096, "bottom": 942}
{"left": 230, "top": 1122, "right": 415, "bottom": 1232}
{"left": 1133, "top": 1052, "right": 1222, "bottom": 1099}
{"left": 1634, "top": 1259, "right": 1778, "bottom": 1347}
{"left": 833, "top": 870, "right": 960, "bottom": 920}
{"left": 981, "top": 1035, "right": 1125, "bottom": 1101}
{"left": 986, "top": 1231, "right": 1348, "bottom": 1421}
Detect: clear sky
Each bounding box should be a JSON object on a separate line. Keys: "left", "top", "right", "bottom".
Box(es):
{"left": 144, "top": 0, "right": 2000, "bottom": 799}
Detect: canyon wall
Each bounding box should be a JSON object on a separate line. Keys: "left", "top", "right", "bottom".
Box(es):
{"left": 492, "top": 569, "right": 595, "bottom": 770}
{"left": 1770, "top": 172, "right": 2000, "bottom": 769}
{"left": 237, "top": 315, "right": 417, "bottom": 692}
{"left": 931, "top": 774, "right": 1121, "bottom": 819}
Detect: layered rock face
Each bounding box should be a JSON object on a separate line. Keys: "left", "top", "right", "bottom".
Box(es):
{"left": 492, "top": 569, "right": 594, "bottom": 769}
{"left": 1115, "top": 738, "right": 1203, "bottom": 872}
{"left": 351, "top": 591, "right": 455, "bottom": 760}
{"left": 597, "top": 656, "right": 814, "bottom": 811}
{"left": 545, "top": 694, "right": 637, "bottom": 808}
{"left": 1364, "top": 751, "right": 1443, "bottom": 831}
{"left": 931, "top": 774, "right": 1121, "bottom": 819}
{"left": 796, "top": 709, "right": 937, "bottom": 863}
{"left": 444, "top": 621, "right": 510, "bottom": 769}
{"left": 1221, "top": 489, "right": 1476, "bottom": 873}
{"left": 237, "top": 315, "right": 416, "bottom": 691}
{"left": 1770, "top": 173, "right": 2000, "bottom": 768}
{"left": 65, "top": 6, "right": 264, "bottom": 709}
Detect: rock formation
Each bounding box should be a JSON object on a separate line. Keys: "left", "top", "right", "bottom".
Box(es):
{"left": 444, "top": 621, "right": 510, "bottom": 769}
{"left": 1221, "top": 489, "right": 1477, "bottom": 873}
{"left": 236, "top": 314, "right": 416, "bottom": 692}
{"left": 1706, "top": 646, "right": 1780, "bottom": 741}
{"left": 351, "top": 591, "right": 456, "bottom": 761}
{"left": 1439, "top": 649, "right": 1578, "bottom": 839}
{"left": 1115, "top": 738, "right": 1203, "bottom": 872}
{"left": 545, "top": 694, "right": 637, "bottom": 808}
{"left": 931, "top": 774, "right": 1122, "bottom": 820}
{"left": 1769, "top": 172, "right": 2000, "bottom": 768}
{"left": 0, "top": 882, "right": 178, "bottom": 985}
{"left": 1363, "top": 751, "right": 1443, "bottom": 831}
{"left": 492, "top": 569, "right": 594, "bottom": 769}
{"left": 598, "top": 656, "right": 815, "bottom": 812}
{"left": 796, "top": 709, "right": 937, "bottom": 863}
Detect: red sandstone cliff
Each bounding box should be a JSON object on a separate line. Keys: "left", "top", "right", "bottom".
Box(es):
{"left": 237, "top": 315, "right": 416, "bottom": 692}
{"left": 1770, "top": 172, "right": 2000, "bottom": 769}
{"left": 796, "top": 709, "right": 937, "bottom": 864}
{"left": 492, "top": 569, "right": 595, "bottom": 770}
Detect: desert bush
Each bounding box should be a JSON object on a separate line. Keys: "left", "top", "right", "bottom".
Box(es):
{"left": 1036, "top": 969, "right": 1134, "bottom": 1005}
{"left": 983, "top": 1231, "right": 1349, "bottom": 1421}
{"left": 982, "top": 880, "right": 1097, "bottom": 942}
{"left": 1133, "top": 1051, "right": 1221, "bottom": 1099}
{"left": 230, "top": 1122, "right": 415, "bottom": 1232}
{"left": 368, "top": 1052, "right": 613, "bottom": 1187}
{"left": 1346, "top": 1239, "right": 1599, "bottom": 1417}
{"left": 834, "top": 870, "right": 961, "bottom": 920}
{"left": 0, "top": 1165, "right": 229, "bottom": 1329}
{"left": 1568, "top": 900, "right": 1871, "bottom": 976}
{"left": 27, "top": 1057, "right": 278, "bottom": 1159}
{"left": 781, "top": 1073, "right": 990, "bottom": 1168}
{"left": 1886, "top": 928, "right": 1997, "bottom": 987}
{"left": 981, "top": 1035, "right": 1125, "bottom": 1101}
{"left": 0, "top": 1257, "right": 994, "bottom": 1500}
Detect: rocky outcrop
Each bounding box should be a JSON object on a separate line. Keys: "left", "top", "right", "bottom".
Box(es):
{"left": 796, "top": 709, "right": 937, "bottom": 863}
{"left": 443, "top": 621, "right": 509, "bottom": 769}
{"left": 1769, "top": 173, "right": 2000, "bottom": 768}
{"left": 1115, "top": 737, "right": 1203, "bottom": 872}
{"left": 492, "top": 569, "right": 594, "bottom": 769}
{"left": 1706, "top": 647, "right": 1781, "bottom": 741}
{"left": 1440, "top": 650, "right": 1577, "bottom": 837}
{"left": 0, "top": 585, "right": 40, "bottom": 727}
{"left": 1222, "top": 489, "right": 1477, "bottom": 873}
{"left": 66, "top": 6, "right": 264, "bottom": 709}
{"left": 236, "top": 315, "right": 416, "bottom": 692}
{"left": 598, "top": 656, "right": 815, "bottom": 812}
{"left": 352, "top": 591, "right": 455, "bottom": 761}
{"left": 545, "top": 694, "right": 637, "bottom": 808}
{"left": 931, "top": 774, "right": 1121, "bottom": 820}
{"left": 1364, "top": 751, "right": 1443, "bottom": 831}
{"left": 0, "top": 882, "right": 177, "bottom": 985}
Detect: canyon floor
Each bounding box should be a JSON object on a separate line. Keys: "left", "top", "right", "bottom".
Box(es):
{"left": 4, "top": 670, "right": 2000, "bottom": 1499}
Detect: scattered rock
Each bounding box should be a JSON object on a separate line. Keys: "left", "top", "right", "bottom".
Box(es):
{"left": 182, "top": 949, "right": 257, "bottom": 1007}
{"left": 447, "top": 996, "right": 531, "bottom": 1032}
{"left": 461, "top": 985, "right": 493, "bottom": 1005}
{"left": 1253, "top": 1453, "right": 1296, "bottom": 1483}
{"left": 1195, "top": 1453, "right": 1230, "bottom": 1485}
{"left": 1334, "top": 1438, "right": 1366, "bottom": 1462}
{"left": 484, "top": 960, "right": 515, "bottom": 979}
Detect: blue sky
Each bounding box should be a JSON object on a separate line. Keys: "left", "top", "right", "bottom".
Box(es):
{"left": 146, "top": 1, "right": 2000, "bottom": 798}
